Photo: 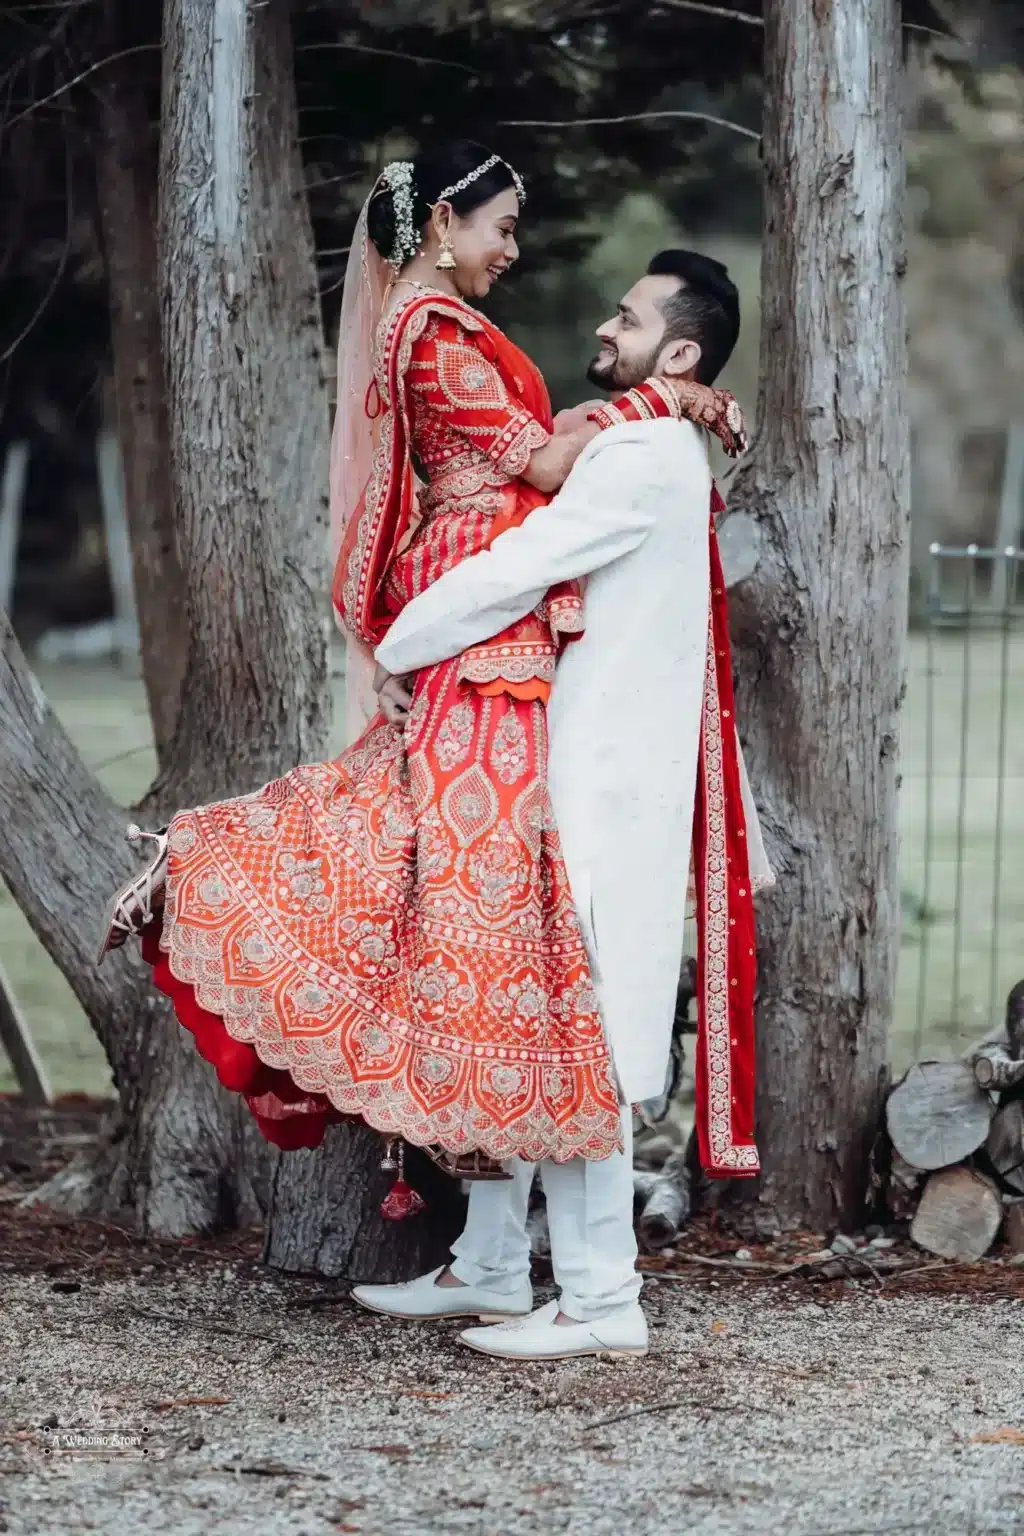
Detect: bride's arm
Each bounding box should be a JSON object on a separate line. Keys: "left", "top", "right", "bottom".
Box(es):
{"left": 405, "top": 318, "right": 608, "bottom": 496}
{"left": 520, "top": 421, "right": 600, "bottom": 493}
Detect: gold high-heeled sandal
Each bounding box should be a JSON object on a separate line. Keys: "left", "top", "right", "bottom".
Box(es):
{"left": 95, "top": 823, "right": 170, "bottom": 966}
{"left": 424, "top": 1146, "right": 513, "bottom": 1182}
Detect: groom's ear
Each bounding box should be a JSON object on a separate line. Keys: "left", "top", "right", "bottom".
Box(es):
{"left": 660, "top": 336, "right": 702, "bottom": 379}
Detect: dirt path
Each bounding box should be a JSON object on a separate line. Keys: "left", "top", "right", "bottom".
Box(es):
{"left": 3, "top": 1098, "right": 1024, "bottom": 1535}
{"left": 3, "top": 1244, "right": 1024, "bottom": 1535}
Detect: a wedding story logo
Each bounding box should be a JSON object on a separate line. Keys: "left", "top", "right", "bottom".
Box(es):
{"left": 36, "top": 1390, "right": 165, "bottom": 1461}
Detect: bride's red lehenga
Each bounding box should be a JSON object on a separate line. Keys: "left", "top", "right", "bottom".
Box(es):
{"left": 141, "top": 290, "right": 690, "bottom": 1174}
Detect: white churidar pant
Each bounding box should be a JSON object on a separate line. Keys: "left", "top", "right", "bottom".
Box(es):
{"left": 448, "top": 1103, "right": 640, "bottom": 1321}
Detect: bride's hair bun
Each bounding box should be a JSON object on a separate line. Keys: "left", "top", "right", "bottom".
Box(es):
{"left": 366, "top": 141, "right": 521, "bottom": 266}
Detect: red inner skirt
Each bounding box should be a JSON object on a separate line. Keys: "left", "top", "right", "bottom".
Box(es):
{"left": 142, "top": 915, "right": 345, "bottom": 1152}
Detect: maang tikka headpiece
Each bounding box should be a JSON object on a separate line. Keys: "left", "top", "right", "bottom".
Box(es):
{"left": 434, "top": 153, "right": 526, "bottom": 208}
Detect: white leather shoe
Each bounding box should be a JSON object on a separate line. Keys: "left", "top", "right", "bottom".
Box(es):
{"left": 351, "top": 1265, "right": 533, "bottom": 1323}
{"left": 459, "top": 1298, "right": 648, "bottom": 1360}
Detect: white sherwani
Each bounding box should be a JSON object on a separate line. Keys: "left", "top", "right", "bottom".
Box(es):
{"left": 374, "top": 418, "right": 770, "bottom": 1104}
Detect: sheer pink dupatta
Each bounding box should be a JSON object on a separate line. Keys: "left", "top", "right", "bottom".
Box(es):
{"left": 329, "top": 193, "right": 391, "bottom": 746}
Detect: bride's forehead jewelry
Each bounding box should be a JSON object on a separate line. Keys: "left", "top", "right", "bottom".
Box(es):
{"left": 434, "top": 154, "right": 526, "bottom": 206}
{"left": 380, "top": 160, "right": 420, "bottom": 269}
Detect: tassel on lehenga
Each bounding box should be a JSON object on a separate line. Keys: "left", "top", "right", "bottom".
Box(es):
{"left": 378, "top": 1138, "right": 517, "bottom": 1219}
{"left": 379, "top": 1140, "right": 427, "bottom": 1221}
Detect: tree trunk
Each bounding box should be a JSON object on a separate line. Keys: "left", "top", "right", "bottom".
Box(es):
{"left": 94, "top": 0, "right": 186, "bottom": 765}
{"left": 263, "top": 1132, "right": 464, "bottom": 1281}
{"left": 151, "top": 0, "right": 461, "bottom": 1275}
{"left": 721, "top": 0, "right": 910, "bottom": 1232}
{"left": 154, "top": 0, "right": 330, "bottom": 808}
{"left": 0, "top": 612, "right": 271, "bottom": 1234}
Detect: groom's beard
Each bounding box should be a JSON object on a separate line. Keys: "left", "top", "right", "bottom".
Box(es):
{"left": 586, "top": 340, "right": 660, "bottom": 393}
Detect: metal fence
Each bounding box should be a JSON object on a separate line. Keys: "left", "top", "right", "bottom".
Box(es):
{"left": 903, "top": 544, "right": 1024, "bottom": 1062}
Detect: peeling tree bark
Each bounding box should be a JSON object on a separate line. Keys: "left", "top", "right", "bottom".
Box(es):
{"left": 154, "top": 0, "right": 330, "bottom": 809}
{"left": 721, "top": 0, "right": 910, "bottom": 1233}
{"left": 94, "top": 0, "right": 186, "bottom": 765}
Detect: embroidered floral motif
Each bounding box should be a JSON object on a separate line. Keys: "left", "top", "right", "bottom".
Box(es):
{"left": 489, "top": 710, "right": 529, "bottom": 785}
{"left": 244, "top": 804, "right": 279, "bottom": 838}
{"left": 198, "top": 872, "right": 232, "bottom": 908}
{"left": 435, "top": 340, "right": 510, "bottom": 410}
{"left": 240, "top": 931, "right": 276, "bottom": 967}
{"left": 169, "top": 820, "right": 198, "bottom": 855}
{"left": 466, "top": 823, "right": 530, "bottom": 918}
{"left": 414, "top": 805, "right": 454, "bottom": 882}
{"left": 486, "top": 1064, "right": 526, "bottom": 1099}
{"left": 339, "top": 914, "right": 401, "bottom": 983}
{"left": 433, "top": 699, "right": 477, "bottom": 772}
{"left": 441, "top": 762, "right": 500, "bottom": 849}
{"left": 487, "top": 971, "right": 547, "bottom": 1032}
{"left": 275, "top": 852, "right": 332, "bottom": 918}
{"left": 292, "top": 981, "right": 332, "bottom": 1016}
{"left": 411, "top": 952, "right": 476, "bottom": 1025}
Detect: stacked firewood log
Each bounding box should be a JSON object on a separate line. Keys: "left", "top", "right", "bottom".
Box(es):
{"left": 884, "top": 980, "right": 1024, "bottom": 1260}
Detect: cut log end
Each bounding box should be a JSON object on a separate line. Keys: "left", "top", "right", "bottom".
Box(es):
{"left": 972, "top": 1045, "right": 1024, "bottom": 1093}
{"left": 887, "top": 1061, "right": 993, "bottom": 1171}
{"left": 910, "top": 1166, "right": 1002, "bottom": 1261}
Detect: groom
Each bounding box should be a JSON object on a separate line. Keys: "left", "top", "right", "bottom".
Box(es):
{"left": 352, "top": 250, "right": 769, "bottom": 1361}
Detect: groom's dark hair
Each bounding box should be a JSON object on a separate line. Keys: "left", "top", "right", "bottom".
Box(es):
{"left": 647, "top": 250, "right": 740, "bottom": 385}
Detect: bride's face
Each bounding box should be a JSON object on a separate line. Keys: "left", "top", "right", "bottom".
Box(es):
{"left": 438, "top": 187, "right": 520, "bottom": 300}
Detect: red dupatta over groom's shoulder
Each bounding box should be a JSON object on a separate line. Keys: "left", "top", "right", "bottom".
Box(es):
{"left": 589, "top": 383, "right": 762, "bottom": 1177}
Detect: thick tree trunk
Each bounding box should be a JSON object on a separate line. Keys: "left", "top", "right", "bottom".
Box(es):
{"left": 154, "top": 0, "right": 330, "bottom": 808}
{"left": 94, "top": 0, "right": 186, "bottom": 765}
{"left": 722, "top": 0, "right": 910, "bottom": 1232}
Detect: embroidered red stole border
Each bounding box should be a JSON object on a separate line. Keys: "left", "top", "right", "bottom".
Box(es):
{"left": 588, "top": 386, "right": 759, "bottom": 1177}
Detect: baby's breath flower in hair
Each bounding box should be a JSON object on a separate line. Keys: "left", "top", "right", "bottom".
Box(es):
{"left": 381, "top": 160, "right": 419, "bottom": 269}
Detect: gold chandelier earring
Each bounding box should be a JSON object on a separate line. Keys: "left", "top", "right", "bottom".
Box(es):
{"left": 435, "top": 212, "right": 457, "bottom": 271}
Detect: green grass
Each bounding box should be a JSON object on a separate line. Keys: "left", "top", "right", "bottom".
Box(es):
{"left": 2, "top": 633, "right": 1022, "bottom": 1094}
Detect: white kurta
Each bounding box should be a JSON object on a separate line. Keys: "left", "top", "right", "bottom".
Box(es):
{"left": 374, "top": 418, "right": 766, "bottom": 1104}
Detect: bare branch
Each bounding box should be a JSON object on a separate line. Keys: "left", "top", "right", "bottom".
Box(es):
{"left": 500, "top": 108, "right": 760, "bottom": 141}
{"left": 0, "top": 44, "right": 159, "bottom": 135}
{"left": 0, "top": 130, "right": 72, "bottom": 365}
{"left": 654, "top": 0, "right": 954, "bottom": 41}
{"left": 654, "top": 0, "right": 761, "bottom": 25}
{"left": 294, "top": 41, "right": 475, "bottom": 75}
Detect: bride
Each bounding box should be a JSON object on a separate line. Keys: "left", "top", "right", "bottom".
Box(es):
{"left": 95, "top": 142, "right": 746, "bottom": 1206}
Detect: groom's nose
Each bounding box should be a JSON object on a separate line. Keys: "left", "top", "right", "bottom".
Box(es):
{"left": 595, "top": 318, "right": 615, "bottom": 340}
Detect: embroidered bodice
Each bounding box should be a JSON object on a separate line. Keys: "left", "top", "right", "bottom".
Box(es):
{"left": 384, "top": 310, "right": 551, "bottom": 620}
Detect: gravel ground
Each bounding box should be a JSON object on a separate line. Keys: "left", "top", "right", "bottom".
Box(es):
{"left": 3, "top": 1258, "right": 1023, "bottom": 1536}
